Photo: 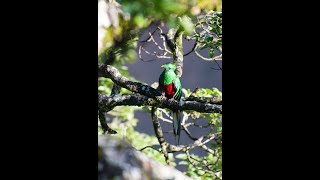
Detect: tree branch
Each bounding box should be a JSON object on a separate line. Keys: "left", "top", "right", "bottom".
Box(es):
{"left": 169, "top": 27, "right": 184, "bottom": 77}
{"left": 98, "top": 64, "right": 162, "bottom": 98}
{"left": 167, "top": 133, "right": 217, "bottom": 153}
{"left": 200, "top": 144, "right": 215, "bottom": 155}
{"left": 138, "top": 27, "right": 159, "bottom": 42}
{"left": 111, "top": 83, "right": 121, "bottom": 95}
{"left": 185, "top": 96, "right": 222, "bottom": 105}
{"left": 98, "top": 93, "right": 222, "bottom": 114}
{"left": 151, "top": 107, "right": 170, "bottom": 165}
{"left": 184, "top": 122, "right": 211, "bottom": 128}
{"left": 183, "top": 41, "right": 197, "bottom": 56}
{"left": 139, "top": 145, "right": 162, "bottom": 153}
{"left": 98, "top": 110, "right": 117, "bottom": 134}
{"left": 182, "top": 125, "right": 198, "bottom": 141}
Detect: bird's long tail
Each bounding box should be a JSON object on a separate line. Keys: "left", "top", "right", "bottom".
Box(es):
{"left": 173, "top": 110, "right": 181, "bottom": 145}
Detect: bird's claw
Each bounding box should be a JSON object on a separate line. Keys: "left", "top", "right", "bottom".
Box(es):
{"left": 168, "top": 98, "right": 175, "bottom": 103}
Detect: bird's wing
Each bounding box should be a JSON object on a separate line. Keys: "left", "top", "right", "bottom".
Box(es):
{"left": 173, "top": 77, "right": 182, "bottom": 100}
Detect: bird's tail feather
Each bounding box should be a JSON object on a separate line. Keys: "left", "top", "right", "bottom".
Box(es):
{"left": 173, "top": 110, "right": 181, "bottom": 145}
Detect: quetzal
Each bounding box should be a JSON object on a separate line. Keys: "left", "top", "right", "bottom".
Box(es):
{"left": 158, "top": 63, "right": 182, "bottom": 145}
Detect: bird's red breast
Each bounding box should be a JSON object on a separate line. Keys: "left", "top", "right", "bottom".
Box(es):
{"left": 162, "top": 83, "right": 176, "bottom": 99}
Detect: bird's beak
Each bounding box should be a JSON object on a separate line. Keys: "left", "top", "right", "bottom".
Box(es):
{"left": 161, "top": 65, "right": 164, "bottom": 68}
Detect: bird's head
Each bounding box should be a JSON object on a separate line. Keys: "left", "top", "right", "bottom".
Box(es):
{"left": 161, "top": 63, "right": 176, "bottom": 71}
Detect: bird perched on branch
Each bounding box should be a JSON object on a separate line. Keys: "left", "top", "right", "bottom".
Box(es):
{"left": 157, "top": 63, "right": 182, "bottom": 145}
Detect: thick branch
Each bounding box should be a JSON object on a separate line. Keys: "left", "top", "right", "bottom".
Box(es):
{"left": 98, "top": 93, "right": 222, "bottom": 114}
{"left": 185, "top": 96, "right": 222, "bottom": 105}
{"left": 98, "top": 110, "right": 117, "bottom": 134}
{"left": 172, "top": 29, "right": 184, "bottom": 77}
{"left": 111, "top": 83, "right": 121, "bottom": 95}
{"left": 98, "top": 64, "right": 162, "bottom": 98}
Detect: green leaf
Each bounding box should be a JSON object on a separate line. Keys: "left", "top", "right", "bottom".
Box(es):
{"left": 206, "top": 88, "right": 213, "bottom": 94}
{"left": 197, "top": 169, "right": 205, "bottom": 175}
{"left": 133, "top": 15, "right": 148, "bottom": 28}
{"left": 211, "top": 142, "right": 217, "bottom": 148}
{"left": 175, "top": 153, "right": 187, "bottom": 159}
{"left": 209, "top": 48, "right": 214, "bottom": 58}
{"left": 187, "top": 171, "right": 197, "bottom": 178}
{"left": 200, "top": 43, "right": 208, "bottom": 50}
{"left": 179, "top": 15, "right": 195, "bottom": 35}
{"left": 212, "top": 88, "right": 222, "bottom": 97}
{"left": 178, "top": 161, "right": 188, "bottom": 165}
{"left": 212, "top": 156, "right": 218, "bottom": 163}
{"left": 206, "top": 36, "right": 214, "bottom": 42}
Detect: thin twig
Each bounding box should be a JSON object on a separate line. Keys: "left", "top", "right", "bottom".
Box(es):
{"left": 183, "top": 41, "right": 197, "bottom": 56}
{"left": 186, "top": 151, "right": 215, "bottom": 175}
{"left": 139, "top": 146, "right": 162, "bottom": 153}
{"left": 182, "top": 125, "right": 198, "bottom": 140}
{"left": 138, "top": 28, "right": 159, "bottom": 42}
{"left": 184, "top": 122, "right": 211, "bottom": 128}
{"left": 158, "top": 27, "right": 173, "bottom": 54}
{"left": 213, "top": 59, "right": 222, "bottom": 70}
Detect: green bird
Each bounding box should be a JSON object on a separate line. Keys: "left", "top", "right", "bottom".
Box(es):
{"left": 158, "top": 63, "right": 182, "bottom": 145}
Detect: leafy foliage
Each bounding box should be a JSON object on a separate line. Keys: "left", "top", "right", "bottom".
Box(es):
{"left": 187, "top": 10, "right": 222, "bottom": 59}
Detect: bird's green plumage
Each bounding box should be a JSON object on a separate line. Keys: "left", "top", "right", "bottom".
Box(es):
{"left": 159, "top": 63, "right": 182, "bottom": 100}
{"left": 162, "top": 71, "right": 176, "bottom": 85}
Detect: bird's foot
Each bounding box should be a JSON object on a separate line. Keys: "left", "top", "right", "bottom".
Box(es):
{"left": 168, "top": 98, "right": 175, "bottom": 103}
